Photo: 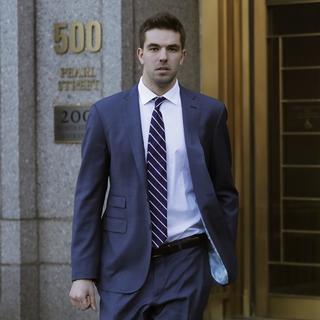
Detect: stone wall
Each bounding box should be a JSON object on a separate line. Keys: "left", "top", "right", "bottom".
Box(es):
{"left": 0, "top": 0, "right": 38, "bottom": 319}
{"left": 0, "top": 1, "right": 199, "bottom": 319}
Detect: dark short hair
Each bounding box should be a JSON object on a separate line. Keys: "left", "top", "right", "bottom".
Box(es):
{"left": 139, "top": 12, "right": 186, "bottom": 49}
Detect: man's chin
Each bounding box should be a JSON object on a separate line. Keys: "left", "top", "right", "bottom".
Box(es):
{"left": 154, "top": 75, "right": 175, "bottom": 87}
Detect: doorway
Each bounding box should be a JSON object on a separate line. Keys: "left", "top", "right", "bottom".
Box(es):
{"left": 255, "top": 1, "right": 320, "bottom": 319}
{"left": 201, "top": 0, "right": 320, "bottom": 318}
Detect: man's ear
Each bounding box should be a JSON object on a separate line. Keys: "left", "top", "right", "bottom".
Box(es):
{"left": 137, "top": 48, "right": 144, "bottom": 65}
{"left": 179, "top": 49, "right": 187, "bottom": 65}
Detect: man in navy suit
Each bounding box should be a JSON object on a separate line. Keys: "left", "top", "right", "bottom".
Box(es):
{"left": 69, "top": 12, "right": 238, "bottom": 319}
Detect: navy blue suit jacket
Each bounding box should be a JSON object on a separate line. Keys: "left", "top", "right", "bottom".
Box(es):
{"left": 71, "top": 85, "right": 239, "bottom": 293}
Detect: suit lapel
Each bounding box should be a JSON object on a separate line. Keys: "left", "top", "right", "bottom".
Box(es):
{"left": 180, "top": 86, "right": 201, "bottom": 165}
{"left": 122, "top": 85, "right": 148, "bottom": 189}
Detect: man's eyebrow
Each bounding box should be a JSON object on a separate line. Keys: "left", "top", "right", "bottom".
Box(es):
{"left": 146, "top": 43, "right": 160, "bottom": 47}
{"left": 167, "top": 44, "right": 180, "bottom": 49}
{"left": 146, "top": 43, "right": 181, "bottom": 49}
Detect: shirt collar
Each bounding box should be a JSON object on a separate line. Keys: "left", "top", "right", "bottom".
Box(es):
{"left": 138, "top": 77, "right": 180, "bottom": 105}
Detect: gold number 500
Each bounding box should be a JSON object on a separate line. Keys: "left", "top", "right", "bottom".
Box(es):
{"left": 54, "top": 21, "right": 102, "bottom": 54}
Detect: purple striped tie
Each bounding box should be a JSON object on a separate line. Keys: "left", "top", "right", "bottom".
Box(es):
{"left": 147, "top": 97, "right": 167, "bottom": 248}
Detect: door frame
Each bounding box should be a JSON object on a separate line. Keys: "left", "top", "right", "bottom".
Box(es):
{"left": 201, "top": 0, "right": 320, "bottom": 319}
{"left": 253, "top": 0, "right": 269, "bottom": 316}
{"left": 254, "top": 1, "right": 320, "bottom": 319}
{"left": 201, "top": 0, "right": 252, "bottom": 318}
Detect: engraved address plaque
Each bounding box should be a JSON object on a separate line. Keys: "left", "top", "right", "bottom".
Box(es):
{"left": 54, "top": 105, "right": 90, "bottom": 143}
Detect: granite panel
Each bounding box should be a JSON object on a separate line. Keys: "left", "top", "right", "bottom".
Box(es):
{"left": 1, "top": 220, "right": 20, "bottom": 264}
{"left": 0, "top": 0, "right": 2, "bottom": 221}
{"left": 20, "top": 220, "right": 38, "bottom": 263}
{"left": 0, "top": 266, "right": 21, "bottom": 320}
{"left": 0, "top": 0, "right": 20, "bottom": 218}
{"left": 0, "top": 0, "right": 36, "bottom": 219}
{"left": 121, "top": 0, "right": 135, "bottom": 90}
{"left": 20, "top": 265, "right": 39, "bottom": 320}
{"left": 17, "top": 0, "right": 37, "bottom": 219}
{"left": 36, "top": 0, "right": 103, "bottom": 218}
{"left": 101, "top": 0, "right": 122, "bottom": 96}
{"left": 40, "top": 264, "right": 99, "bottom": 320}
{"left": 39, "top": 220, "right": 71, "bottom": 263}
{"left": 0, "top": 1, "right": 38, "bottom": 319}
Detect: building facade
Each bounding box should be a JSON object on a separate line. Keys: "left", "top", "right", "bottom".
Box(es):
{"left": 0, "top": 0, "right": 319, "bottom": 319}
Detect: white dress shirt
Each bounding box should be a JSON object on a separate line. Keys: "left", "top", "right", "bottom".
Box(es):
{"left": 138, "top": 78, "right": 205, "bottom": 242}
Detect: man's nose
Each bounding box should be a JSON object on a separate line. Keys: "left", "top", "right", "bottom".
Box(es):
{"left": 159, "top": 48, "right": 167, "bottom": 61}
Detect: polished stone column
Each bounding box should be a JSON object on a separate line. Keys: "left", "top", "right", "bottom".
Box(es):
{"left": 0, "top": 0, "right": 37, "bottom": 319}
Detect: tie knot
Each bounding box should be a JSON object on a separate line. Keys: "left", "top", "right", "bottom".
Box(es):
{"left": 154, "top": 96, "right": 166, "bottom": 110}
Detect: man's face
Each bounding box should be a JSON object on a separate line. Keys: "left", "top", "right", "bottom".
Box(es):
{"left": 137, "top": 28, "right": 186, "bottom": 93}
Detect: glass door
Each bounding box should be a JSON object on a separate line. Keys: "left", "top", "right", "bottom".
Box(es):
{"left": 266, "top": 2, "right": 320, "bottom": 319}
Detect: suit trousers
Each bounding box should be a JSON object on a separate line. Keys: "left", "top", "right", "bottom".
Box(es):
{"left": 98, "top": 245, "right": 213, "bottom": 320}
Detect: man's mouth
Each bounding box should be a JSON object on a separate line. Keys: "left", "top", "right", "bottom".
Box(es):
{"left": 156, "top": 67, "right": 170, "bottom": 71}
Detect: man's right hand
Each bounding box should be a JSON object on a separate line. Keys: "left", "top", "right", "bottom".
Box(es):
{"left": 69, "top": 279, "right": 97, "bottom": 311}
